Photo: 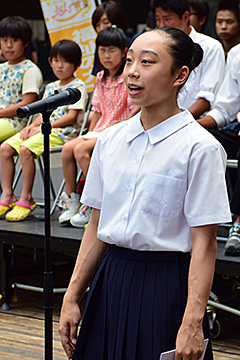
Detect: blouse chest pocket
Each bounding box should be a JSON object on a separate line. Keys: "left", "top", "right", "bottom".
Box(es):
{"left": 140, "top": 173, "right": 186, "bottom": 218}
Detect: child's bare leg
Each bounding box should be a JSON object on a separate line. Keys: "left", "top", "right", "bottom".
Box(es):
{"left": 18, "top": 146, "right": 36, "bottom": 206}
{"left": 73, "top": 138, "right": 97, "bottom": 178}
{"left": 0, "top": 143, "right": 18, "bottom": 204}
{"left": 62, "top": 137, "right": 85, "bottom": 196}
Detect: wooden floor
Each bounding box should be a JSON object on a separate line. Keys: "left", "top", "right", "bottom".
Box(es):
{"left": 0, "top": 308, "right": 66, "bottom": 360}
{"left": 0, "top": 289, "right": 240, "bottom": 360}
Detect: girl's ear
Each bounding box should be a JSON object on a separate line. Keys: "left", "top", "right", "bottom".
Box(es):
{"left": 122, "top": 47, "right": 128, "bottom": 58}
{"left": 48, "top": 57, "right": 52, "bottom": 67}
{"left": 173, "top": 66, "right": 189, "bottom": 87}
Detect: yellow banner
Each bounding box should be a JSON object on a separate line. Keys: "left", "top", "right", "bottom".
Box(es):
{"left": 40, "top": 0, "right": 97, "bottom": 91}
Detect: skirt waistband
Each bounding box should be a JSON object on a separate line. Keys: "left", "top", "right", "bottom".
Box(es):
{"left": 108, "top": 244, "right": 190, "bottom": 263}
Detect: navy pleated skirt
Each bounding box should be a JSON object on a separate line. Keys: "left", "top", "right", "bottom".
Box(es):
{"left": 73, "top": 245, "right": 213, "bottom": 360}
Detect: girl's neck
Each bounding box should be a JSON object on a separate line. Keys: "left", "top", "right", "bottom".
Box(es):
{"left": 104, "top": 60, "right": 122, "bottom": 79}
{"left": 106, "top": 68, "right": 120, "bottom": 79}
{"left": 140, "top": 99, "right": 181, "bottom": 131}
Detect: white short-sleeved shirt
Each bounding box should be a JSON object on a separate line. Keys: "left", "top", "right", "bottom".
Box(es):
{"left": 81, "top": 111, "right": 231, "bottom": 252}
{"left": 177, "top": 27, "right": 225, "bottom": 114}
{"left": 207, "top": 43, "right": 240, "bottom": 128}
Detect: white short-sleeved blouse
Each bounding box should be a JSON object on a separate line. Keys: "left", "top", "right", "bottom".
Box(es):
{"left": 81, "top": 110, "right": 231, "bottom": 252}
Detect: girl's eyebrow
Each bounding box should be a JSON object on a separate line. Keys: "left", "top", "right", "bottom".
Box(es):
{"left": 127, "top": 48, "right": 159, "bottom": 58}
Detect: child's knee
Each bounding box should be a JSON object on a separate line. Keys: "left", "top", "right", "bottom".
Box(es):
{"left": 1, "top": 143, "right": 15, "bottom": 158}
{"left": 19, "top": 145, "right": 32, "bottom": 159}
{"left": 62, "top": 141, "right": 75, "bottom": 160}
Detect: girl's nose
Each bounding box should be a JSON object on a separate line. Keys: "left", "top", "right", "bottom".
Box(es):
{"left": 128, "top": 64, "right": 140, "bottom": 78}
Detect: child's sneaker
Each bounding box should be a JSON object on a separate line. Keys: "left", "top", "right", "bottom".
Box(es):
{"left": 225, "top": 223, "right": 240, "bottom": 256}
{"left": 70, "top": 204, "right": 92, "bottom": 228}
{"left": 58, "top": 192, "right": 80, "bottom": 225}
{"left": 56, "top": 191, "right": 69, "bottom": 210}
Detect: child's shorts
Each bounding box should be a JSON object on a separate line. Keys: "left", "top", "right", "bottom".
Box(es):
{"left": 4, "top": 131, "right": 64, "bottom": 159}
{"left": 0, "top": 119, "right": 17, "bottom": 143}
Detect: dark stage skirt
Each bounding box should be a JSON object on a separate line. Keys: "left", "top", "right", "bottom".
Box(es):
{"left": 73, "top": 245, "right": 213, "bottom": 360}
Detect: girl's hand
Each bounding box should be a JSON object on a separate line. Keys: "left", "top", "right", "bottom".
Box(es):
{"left": 28, "top": 125, "right": 41, "bottom": 138}
{"left": 174, "top": 320, "right": 204, "bottom": 360}
{"left": 59, "top": 295, "right": 81, "bottom": 359}
{"left": 20, "top": 126, "right": 31, "bottom": 140}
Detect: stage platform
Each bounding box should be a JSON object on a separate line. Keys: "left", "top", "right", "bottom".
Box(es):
{"left": 1, "top": 210, "right": 240, "bottom": 310}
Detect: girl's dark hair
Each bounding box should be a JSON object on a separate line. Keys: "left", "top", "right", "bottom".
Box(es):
{"left": 92, "top": 0, "right": 128, "bottom": 33}
{"left": 154, "top": 27, "right": 203, "bottom": 92}
{"left": 49, "top": 39, "right": 82, "bottom": 68}
{"left": 0, "top": 16, "right": 32, "bottom": 46}
{"left": 96, "top": 26, "right": 127, "bottom": 78}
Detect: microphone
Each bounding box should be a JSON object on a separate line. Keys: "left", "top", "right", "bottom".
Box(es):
{"left": 17, "top": 87, "right": 81, "bottom": 118}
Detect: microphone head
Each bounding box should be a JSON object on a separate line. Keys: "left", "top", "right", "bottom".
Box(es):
{"left": 66, "top": 88, "right": 81, "bottom": 104}
{"left": 17, "top": 105, "right": 30, "bottom": 118}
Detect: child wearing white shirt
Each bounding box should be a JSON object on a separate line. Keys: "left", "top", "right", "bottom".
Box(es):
{"left": 59, "top": 28, "right": 231, "bottom": 360}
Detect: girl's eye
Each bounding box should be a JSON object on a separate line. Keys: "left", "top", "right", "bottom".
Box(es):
{"left": 126, "top": 57, "right": 132, "bottom": 63}
{"left": 142, "top": 59, "right": 151, "bottom": 64}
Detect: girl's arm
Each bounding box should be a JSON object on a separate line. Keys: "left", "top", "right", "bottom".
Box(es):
{"left": 0, "top": 92, "right": 38, "bottom": 118}
{"left": 59, "top": 208, "right": 108, "bottom": 359}
{"left": 175, "top": 224, "right": 217, "bottom": 360}
{"left": 88, "top": 110, "right": 102, "bottom": 131}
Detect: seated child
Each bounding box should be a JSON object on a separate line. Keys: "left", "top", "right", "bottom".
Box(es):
{"left": 0, "top": 16, "right": 43, "bottom": 143}
{"left": 0, "top": 39, "right": 88, "bottom": 221}
{"left": 58, "top": 26, "right": 140, "bottom": 227}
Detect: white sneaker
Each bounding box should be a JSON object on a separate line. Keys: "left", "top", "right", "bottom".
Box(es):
{"left": 56, "top": 191, "right": 69, "bottom": 209}
{"left": 58, "top": 192, "right": 80, "bottom": 225}
{"left": 70, "top": 205, "right": 92, "bottom": 228}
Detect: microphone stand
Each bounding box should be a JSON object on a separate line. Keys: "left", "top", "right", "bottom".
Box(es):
{"left": 41, "top": 109, "right": 53, "bottom": 360}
